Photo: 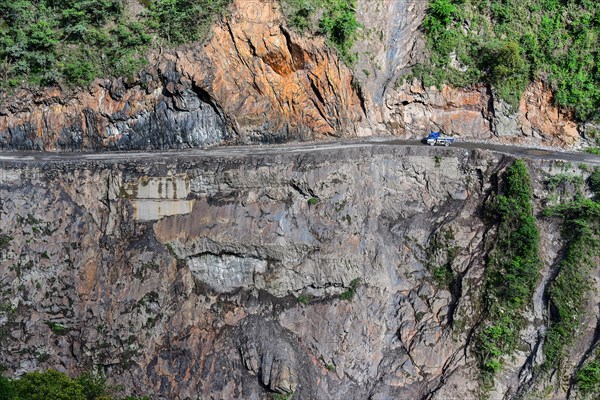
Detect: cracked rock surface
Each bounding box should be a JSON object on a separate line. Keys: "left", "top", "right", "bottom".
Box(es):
{"left": 1, "top": 146, "right": 598, "bottom": 399}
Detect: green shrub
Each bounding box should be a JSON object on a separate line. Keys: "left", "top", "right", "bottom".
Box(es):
{"left": 0, "top": 0, "right": 230, "bottom": 87}
{"left": 144, "top": 0, "right": 230, "bottom": 44}
{"left": 0, "top": 369, "right": 150, "bottom": 400}
{"left": 281, "top": 0, "right": 360, "bottom": 65}
{"left": 12, "top": 370, "right": 86, "bottom": 400}
{"left": 62, "top": 54, "right": 96, "bottom": 86}
{"left": 480, "top": 40, "right": 530, "bottom": 109}
{"left": 542, "top": 183, "right": 600, "bottom": 369}
{"left": 281, "top": 0, "right": 315, "bottom": 32}
{"left": 589, "top": 167, "right": 600, "bottom": 198}
{"left": 272, "top": 393, "right": 293, "bottom": 400}
{"left": 339, "top": 277, "right": 360, "bottom": 301}
{"left": 318, "top": 0, "right": 360, "bottom": 64}
{"left": 45, "top": 321, "right": 67, "bottom": 335}
{"left": 423, "top": 0, "right": 456, "bottom": 35}
{"left": 296, "top": 294, "right": 311, "bottom": 305}
{"left": 576, "top": 358, "right": 600, "bottom": 398}
{"left": 578, "top": 163, "right": 590, "bottom": 172}
{"left": 0, "top": 372, "right": 15, "bottom": 400}
{"left": 585, "top": 148, "right": 600, "bottom": 156}
{"left": 416, "top": 0, "right": 600, "bottom": 121}
{"left": 546, "top": 173, "right": 584, "bottom": 192}
{"left": 76, "top": 372, "right": 109, "bottom": 400}
{"left": 0, "top": 235, "right": 12, "bottom": 249}
{"left": 307, "top": 197, "right": 320, "bottom": 205}
{"left": 425, "top": 228, "right": 458, "bottom": 288}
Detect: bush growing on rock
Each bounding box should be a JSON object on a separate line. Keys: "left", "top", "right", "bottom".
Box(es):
{"left": 417, "top": 0, "right": 600, "bottom": 120}
{"left": 0, "top": 0, "right": 228, "bottom": 87}
{"left": 11, "top": 370, "right": 86, "bottom": 400}
{"left": 0, "top": 370, "right": 149, "bottom": 400}
{"left": 281, "top": 0, "right": 360, "bottom": 65}
{"left": 476, "top": 160, "right": 541, "bottom": 379}
{"left": 542, "top": 167, "right": 600, "bottom": 370}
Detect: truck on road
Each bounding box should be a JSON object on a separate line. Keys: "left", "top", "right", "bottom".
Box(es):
{"left": 426, "top": 131, "right": 455, "bottom": 147}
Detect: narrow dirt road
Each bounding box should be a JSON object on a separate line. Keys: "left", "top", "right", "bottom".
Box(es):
{"left": 0, "top": 138, "right": 599, "bottom": 165}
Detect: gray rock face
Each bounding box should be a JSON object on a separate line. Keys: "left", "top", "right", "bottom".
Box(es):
{"left": 0, "top": 65, "right": 229, "bottom": 151}
{"left": 354, "top": 0, "right": 427, "bottom": 104}
{"left": 0, "top": 146, "right": 598, "bottom": 399}
{"left": 491, "top": 97, "right": 521, "bottom": 137}
{"left": 106, "top": 88, "right": 227, "bottom": 150}
{"left": 188, "top": 254, "right": 268, "bottom": 293}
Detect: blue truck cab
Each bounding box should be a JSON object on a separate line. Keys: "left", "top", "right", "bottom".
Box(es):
{"left": 426, "top": 131, "right": 455, "bottom": 146}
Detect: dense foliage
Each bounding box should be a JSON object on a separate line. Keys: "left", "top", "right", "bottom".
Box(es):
{"left": 417, "top": 0, "right": 600, "bottom": 120}
{"left": 145, "top": 0, "right": 230, "bottom": 44}
{"left": 280, "top": 0, "right": 360, "bottom": 65}
{"left": 543, "top": 167, "right": 600, "bottom": 370}
{"left": 0, "top": 369, "right": 148, "bottom": 400}
{"left": 576, "top": 351, "right": 600, "bottom": 399}
{"left": 0, "top": 0, "right": 230, "bottom": 87}
{"left": 476, "top": 160, "right": 541, "bottom": 378}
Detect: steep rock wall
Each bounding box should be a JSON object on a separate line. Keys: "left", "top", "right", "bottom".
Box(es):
{"left": 354, "top": 3, "right": 583, "bottom": 147}
{"left": 0, "top": 147, "right": 597, "bottom": 399}
{"left": 0, "top": 0, "right": 363, "bottom": 151}
{"left": 380, "top": 80, "right": 579, "bottom": 146}
{"left": 0, "top": 0, "right": 589, "bottom": 151}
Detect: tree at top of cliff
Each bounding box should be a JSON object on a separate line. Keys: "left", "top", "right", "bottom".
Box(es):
{"left": 0, "top": 0, "right": 230, "bottom": 88}
{"left": 414, "top": 0, "right": 600, "bottom": 122}
{"left": 281, "top": 0, "right": 361, "bottom": 65}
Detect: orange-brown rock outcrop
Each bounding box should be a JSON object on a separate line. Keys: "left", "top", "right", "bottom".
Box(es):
{"left": 382, "top": 80, "right": 580, "bottom": 147}
{"left": 0, "top": 0, "right": 363, "bottom": 151}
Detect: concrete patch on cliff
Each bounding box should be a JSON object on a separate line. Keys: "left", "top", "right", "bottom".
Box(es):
{"left": 122, "top": 174, "right": 194, "bottom": 221}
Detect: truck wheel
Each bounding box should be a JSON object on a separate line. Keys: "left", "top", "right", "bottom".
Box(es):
{"left": 429, "top": 142, "right": 435, "bottom": 146}
{"left": 444, "top": 142, "right": 450, "bottom": 147}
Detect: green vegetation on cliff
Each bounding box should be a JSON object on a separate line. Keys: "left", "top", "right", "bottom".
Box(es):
{"left": 0, "top": 0, "right": 358, "bottom": 88}
{"left": 543, "top": 168, "right": 600, "bottom": 370}
{"left": 145, "top": 0, "right": 230, "bottom": 44}
{"left": 418, "top": 0, "right": 600, "bottom": 120}
{"left": 281, "top": 0, "right": 360, "bottom": 65}
{"left": 476, "top": 160, "right": 541, "bottom": 379}
{"left": 576, "top": 349, "right": 600, "bottom": 399}
{"left": 0, "top": 369, "right": 148, "bottom": 400}
{"left": 0, "top": 0, "right": 230, "bottom": 87}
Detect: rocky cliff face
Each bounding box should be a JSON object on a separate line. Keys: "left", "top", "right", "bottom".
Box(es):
{"left": 1, "top": 146, "right": 597, "bottom": 399}
{"left": 379, "top": 80, "right": 580, "bottom": 147}
{"left": 0, "top": 0, "right": 363, "bottom": 151}
{"left": 353, "top": 3, "right": 584, "bottom": 147}
{"left": 0, "top": 0, "right": 591, "bottom": 151}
